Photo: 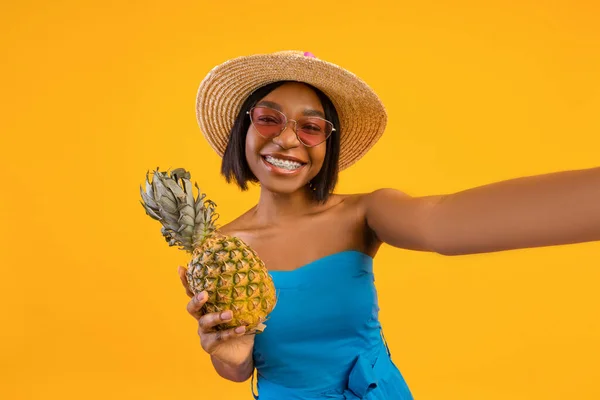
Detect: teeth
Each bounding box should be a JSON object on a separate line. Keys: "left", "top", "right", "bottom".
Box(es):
{"left": 265, "top": 156, "right": 303, "bottom": 170}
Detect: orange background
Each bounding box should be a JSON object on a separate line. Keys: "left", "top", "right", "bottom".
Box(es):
{"left": 2, "top": 1, "right": 599, "bottom": 399}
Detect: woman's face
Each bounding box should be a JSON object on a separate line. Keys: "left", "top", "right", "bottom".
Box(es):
{"left": 245, "top": 82, "right": 327, "bottom": 195}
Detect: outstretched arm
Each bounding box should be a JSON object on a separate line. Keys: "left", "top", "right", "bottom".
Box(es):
{"left": 363, "top": 167, "right": 600, "bottom": 255}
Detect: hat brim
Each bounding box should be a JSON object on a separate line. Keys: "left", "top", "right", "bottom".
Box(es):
{"left": 195, "top": 51, "right": 387, "bottom": 171}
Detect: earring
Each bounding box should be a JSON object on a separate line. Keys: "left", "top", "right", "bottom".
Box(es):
{"left": 308, "top": 181, "right": 316, "bottom": 191}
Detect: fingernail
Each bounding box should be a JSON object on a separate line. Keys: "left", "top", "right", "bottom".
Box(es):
{"left": 220, "top": 311, "right": 232, "bottom": 320}
{"left": 196, "top": 292, "right": 205, "bottom": 302}
{"left": 235, "top": 326, "right": 246, "bottom": 334}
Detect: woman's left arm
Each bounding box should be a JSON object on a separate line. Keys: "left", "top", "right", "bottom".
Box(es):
{"left": 363, "top": 167, "right": 600, "bottom": 255}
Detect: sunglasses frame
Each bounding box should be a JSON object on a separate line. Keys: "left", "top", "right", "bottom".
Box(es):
{"left": 246, "top": 106, "right": 336, "bottom": 147}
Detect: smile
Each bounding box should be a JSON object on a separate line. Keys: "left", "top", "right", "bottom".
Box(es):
{"left": 263, "top": 155, "right": 305, "bottom": 171}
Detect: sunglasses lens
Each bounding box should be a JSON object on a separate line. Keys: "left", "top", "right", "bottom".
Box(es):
{"left": 250, "top": 107, "right": 285, "bottom": 138}
{"left": 296, "top": 118, "right": 332, "bottom": 146}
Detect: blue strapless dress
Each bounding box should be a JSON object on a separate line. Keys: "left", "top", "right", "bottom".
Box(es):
{"left": 251, "top": 251, "right": 414, "bottom": 399}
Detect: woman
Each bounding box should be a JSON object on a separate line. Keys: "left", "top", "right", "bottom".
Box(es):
{"left": 177, "top": 50, "right": 600, "bottom": 399}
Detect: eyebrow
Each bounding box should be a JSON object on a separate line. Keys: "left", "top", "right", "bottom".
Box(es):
{"left": 302, "top": 109, "right": 326, "bottom": 119}
{"left": 255, "top": 101, "right": 326, "bottom": 119}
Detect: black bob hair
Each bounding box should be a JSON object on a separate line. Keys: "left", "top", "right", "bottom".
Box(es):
{"left": 220, "top": 81, "right": 341, "bottom": 203}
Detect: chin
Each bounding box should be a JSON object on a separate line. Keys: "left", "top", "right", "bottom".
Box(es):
{"left": 257, "top": 176, "right": 308, "bottom": 195}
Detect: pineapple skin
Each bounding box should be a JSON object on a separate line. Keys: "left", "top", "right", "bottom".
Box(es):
{"left": 186, "top": 234, "right": 277, "bottom": 332}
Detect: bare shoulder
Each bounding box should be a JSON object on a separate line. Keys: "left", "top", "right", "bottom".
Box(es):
{"left": 357, "top": 188, "right": 442, "bottom": 227}
{"left": 352, "top": 188, "right": 412, "bottom": 213}
{"left": 361, "top": 188, "right": 411, "bottom": 201}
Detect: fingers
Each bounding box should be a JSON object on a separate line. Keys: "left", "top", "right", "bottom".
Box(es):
{"left": 214, "top": 326, "right": 247, "bottom": 341}
{"left": 199, "top": 310, "right": 233, "bottom": 332}
{"left": 178, "top": 266, "right": 195, "bottom": 298}
{"left": 186, "top": 291, "right": 208, "bottom": 320}
{"left": 200, "top": 326, "right": 247, "bottom": 354}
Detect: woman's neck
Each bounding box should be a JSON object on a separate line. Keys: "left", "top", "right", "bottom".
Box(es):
{"left": 253, "top": 186, "right": 318, "bottom": 225}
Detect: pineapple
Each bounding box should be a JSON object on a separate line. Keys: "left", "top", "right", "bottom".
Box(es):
{"left": 139, "top": 167, "right": 276, "bottom": 333}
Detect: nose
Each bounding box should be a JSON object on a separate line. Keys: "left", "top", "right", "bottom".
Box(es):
{"left": 272, "top": 121, "right": 301, "bottom": 149}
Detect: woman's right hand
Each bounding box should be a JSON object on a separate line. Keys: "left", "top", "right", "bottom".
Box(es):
{"left": 178, "top": 266, "right": 255, "bottom": 368}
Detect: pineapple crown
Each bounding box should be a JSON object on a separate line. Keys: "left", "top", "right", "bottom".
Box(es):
{"left": 140, "top": 167, "right": 219, "bottom": 253}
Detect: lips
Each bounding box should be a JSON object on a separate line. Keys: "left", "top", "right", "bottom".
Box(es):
{"left": 261, "top": 155, "right": 306, "bottom": 175}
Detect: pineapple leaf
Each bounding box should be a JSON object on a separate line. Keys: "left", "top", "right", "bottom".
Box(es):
{"left": 171, "top": 168, "right": 191, "bottom": 181}
{"left": 178, "top": 213, "right": 195, "bottom": 226}
{"left": 140, "top": 201, "right": 162, "bottom": 220}
{"left": 160, "top": 211, "right": 181, "bottom": 232}
{"left": 162, "top": 177, "right": 187, "bottom": 204}
{"left": 140, "top": 186, "right": 158, "bottom": 210}
{"left": 195, "top": 195, "right": 206, "bottom": 218}
{"left": 158, "top": 195, "right": 178, "bottom": 214}
{"left": 145, "top": 171, "right": 155, "bottom": 199}
{"left": 179, "top": 203, "right": 195, "bottom": 215}
{"left": 152, "top": 172, "right": 176, "bottom": 204}
{"left": 180, "top": 174, "right": 195, "bottom": 207}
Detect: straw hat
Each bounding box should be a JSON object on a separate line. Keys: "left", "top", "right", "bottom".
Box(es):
{"left": 195, "top": 50, "right": 387, "bottom": 171}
